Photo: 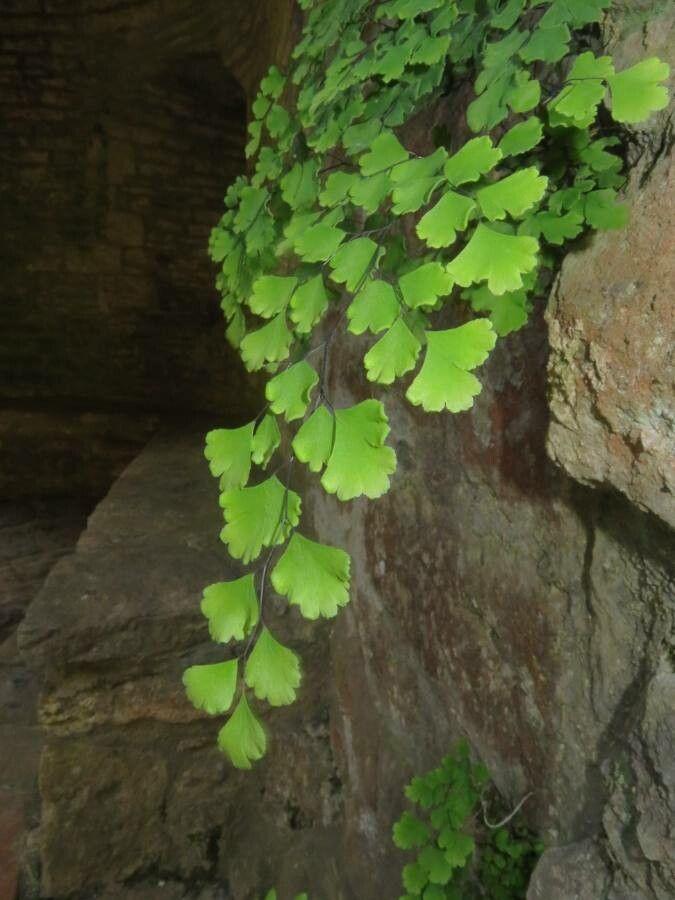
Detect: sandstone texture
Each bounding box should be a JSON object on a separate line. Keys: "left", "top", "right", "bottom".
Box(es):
{"left": 0, "top": 499, "right": 90, "bottom": 900}
{"left": 309, "top": 323, "right": 673, "bottom": 900}
{"left": 20, "top": 432, "right": 343, "bottom": 900}
{"left": 547, "top": 3, "right": 675, "bottom": 528}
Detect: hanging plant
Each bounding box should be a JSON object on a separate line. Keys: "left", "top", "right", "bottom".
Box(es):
{"left": 184, "top": 0, "right": 669, "bottom": 768}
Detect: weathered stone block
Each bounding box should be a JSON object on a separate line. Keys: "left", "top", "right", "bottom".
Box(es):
{"left": 19, "top": 432, "right": 342, "bottom": 898}
{"left": 546, "top": 4, "right": 675, "bottom": 528}
{"left": 106, "top": 139, "right": 136, "bottom": 184}
{"left": 527, "top": 840, "right": 609, "bottom": 899}
{"left": 547, "top": 147, "right": 675, "bottom": 527}
{"left": 39, "top": 738, "right": 169, "bottom": 896}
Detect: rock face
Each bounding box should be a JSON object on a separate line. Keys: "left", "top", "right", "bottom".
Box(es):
{"left": 0, "top": 3, "right": 294, "bottom": 894}
{"left": 547, "top": 7, "right": 675, "bottom": 528}
{"left": 0, "top": 0, "right": 297, "bottom": 500}
{"left": 0, "top": 499, "right": 90, "bottom": 900}
{"left": 20, "top": 432, "right": 343, "bottom": 900}
{"left": 301, "top": 6, "right": 674, "bottom": 898}
{"left": 310, "top": 327, "right": 673, "bottom": 900}
{"left": 547, "top": 161, "right": 674, "bottom": 527}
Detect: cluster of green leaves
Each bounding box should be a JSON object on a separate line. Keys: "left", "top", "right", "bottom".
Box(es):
{"left": 263, "top": 890, "right": 307, "bottom": 900}
{"left": 186, "top": 0, "right": 670, "bottom": 765}
{"left": 477, "top": 824, "right": 543, "bottom": 900}
{"left": 393, "top": 742, "right": 542, "bottom": 899}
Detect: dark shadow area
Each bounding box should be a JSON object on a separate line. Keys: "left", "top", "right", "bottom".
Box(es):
{"left": 0, "top": 23, "right": 252, "bottom": 505}
{"left": 0, "top": 8, "right": 253, "bottom": 897}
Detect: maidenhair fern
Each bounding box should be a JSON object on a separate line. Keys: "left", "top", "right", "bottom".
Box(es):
{"left": 393, "top": 742, "right": 543, "bottom": 898}
{"left": 184, "top": 0, "right": 670, "bottom": 767}
{"left": 264, "top": 891, "right": 308, "bottom": 900}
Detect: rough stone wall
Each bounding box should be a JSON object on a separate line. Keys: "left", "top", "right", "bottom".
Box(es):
{"left": 0, "top": 0, "right": 297, "bottom": 500}
{"left": 547, "top": 5, "right": 675, "bottom": 530}
{"left": 20, "top": 432, "right": 344, "bottom": 900}
{"left": 313, "top": 6, "right": 675, "bottom": 898}
{"left": 0, "top": 2, "right": 298, "bottom": 897}
{"left": 313, "top": 336, "right": 672, "bottom": 899}
{"left": 0, "top": 499, "right": 90, "bottom": 900}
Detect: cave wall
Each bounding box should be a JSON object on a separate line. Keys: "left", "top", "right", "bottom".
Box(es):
{"left": 3, "top": 1, "right": 674, "bottom": 899}
{"left": 314, "top": 5, "right": 674, "bottom": 898}
{"left": 0, "top": 0, "right": 298, "bottom": 500}
{"left": 0, "top": 3, "right": 299, "bottom": 898}
{"left": 0, "top": 498, "right": 90, "bottom": 900}
{"left": 19, "top": 431, "right": 344, "bottom": 900}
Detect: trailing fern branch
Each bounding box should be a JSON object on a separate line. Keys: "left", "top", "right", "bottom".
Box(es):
{"left": 184, "top": 0, "right": 670, "bottom": 768}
